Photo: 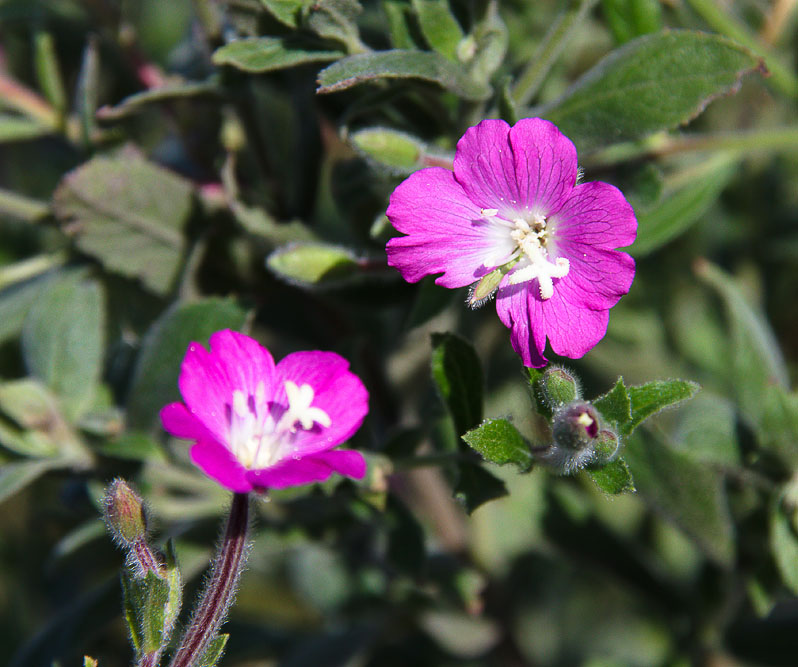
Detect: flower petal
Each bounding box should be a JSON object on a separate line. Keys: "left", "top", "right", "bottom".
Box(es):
{"left": 556, "top": 246, "right": 636, "bottom": 310}
{"left": 178, "top": 330, "right": 276, "bottom": 445}
{"left": 453, "top": 118, "right": 577, "bottom": 218}
{"left": 190, "top": 439, "right": 252, "bottom": 493}
{"left": 495, "top": 282, "right": 548, "bottom": 367}
{"left": 245, "top": 448, "right": 365, "bottom": 490}
{"left": 160, "top": 402, "right": 214, "bottom": 440}
{"left": 273, "top": 350, "right": 368, "bottom": 458}
{"left": 387, "top": 167, "right": 515, "bottom": 288}
{"left": 552, "top": 181, "right": 637, "bottom": 249}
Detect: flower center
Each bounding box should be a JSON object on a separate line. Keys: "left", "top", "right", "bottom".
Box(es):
{"left": 507, "top": 214, "right": 569, "bottom": 299}
{"left": 228, "top": 381, "right": 331, "bottom": 469}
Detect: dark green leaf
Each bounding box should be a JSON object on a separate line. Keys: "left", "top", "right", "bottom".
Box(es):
{"left": 674, "top": 393, "right": 740, "bottom": 466}
{"left": 542, "top": 30, "right": 762, "bottom": 151}
{"left": 632, "top": 155, "right": 738, "bottom": 256}
{"left": 462, "top": 419, "right": 532, "bottom": 470}
{"left": 625, "top": 379, "right": 700, "bottom": 436}
{"left": 406, "top": 277, "right": 455, "bottom": 329}
{"left": 412, "top": 0, "right": 464, "bottom": 61}
{"left": 625, "top": 432, "right": 734, "bottom": 566}
{"left": 304, "top": 0, "right": 364, "bottom": 51}
{"left": 126, "top": 298, "right": 248, "bottom": 430}
{"left": 212, "top": 37, "right": 343, "bottom": 73}
{"left": 593, "top": 377, "right": 631, "bottom": 429}
{"left": 431, "top": 332, "right": 483, "bottom": 436}
{"left": 96, "top": 432, "right": 167, "bottom": 462}
{"left": 586, "top": 457, "right": 635, "bottom": 494}
{"left": 454, "top": 461, "right": 508, "bottom": 514}
{"left": 317, "top": 49, "right": 492, "bottom": 100}
{"left": 770, "top": 498, "right": 798, "bottom": 595}
{"left": 258, "top": 0, "right": 312, "bottom": 27}
{"left": 21, "top": 277, "right": 105, "bottom": 420}
{"left": 97, "top": 81, "right": 219, "bottom": 120}
{"left": 197, "top": 634, "right": 229, "bottom": 667}
{"left": 601, "top": 0, "right": 662, "bottom": 45}
{"left": 266, "top": 242, "right": 362, "bottom": 287}
{"left": 53, "top": 150, "right": 194, "bottom": 294}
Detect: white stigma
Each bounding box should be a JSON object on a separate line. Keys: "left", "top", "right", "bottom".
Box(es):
{"left": 228, "top": 381, "right": 331, "bottom": 469}
{"left": 507, "top": 214, "right": 569, "bottom": 299}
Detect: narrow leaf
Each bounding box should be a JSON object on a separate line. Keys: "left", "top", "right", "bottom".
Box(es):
{"left": 212, "top": 37, "right": 343, "bottom": 73}
{"left": 197, "top": 634, "right": 229, "bottom": 667}
{"left": 431, "top": 332, "right": 483, "bottom": 436}
{"left": 34, "top": 31, "right": 67, "bottom": 113}
{"left": 542, "top": 30, "right": 763, "bottom": 151}
{"left": 317, "top": 49, "right": 492, "bottom": 100}
{"left": 624, "top": 379, "right": 699, "bottom": 436}
{"left": 97, "top": 81, "right": 219, "bottom": 120}
{"left": 53, "top": 151, "right": 194, "bottom": 294}
{"left": 412, "top": 0, "right": 464, "bottom": 61}
{"left": 462, "top": 419, "right": 532, "bottom": 470}
{"left": 0, "top": 458, "right": 65, "bottom": 505}
{"left": 0, "top": 114, "right": 51, "bottom": 142}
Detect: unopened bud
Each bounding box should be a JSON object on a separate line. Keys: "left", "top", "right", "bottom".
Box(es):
{"left": 552, "top": 402, "right": 600, "bottom": 452}
{"left": 104, "top": 478, "right": 148, "bottom": 545}
{"left": 541, "top": 366, "right": 580, "bottom": 409}
{"left": 592, "top": 429, "right": 620, "bottom": 465}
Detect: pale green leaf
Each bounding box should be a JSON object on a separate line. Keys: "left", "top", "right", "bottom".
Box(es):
{"left": 412, "top": 0, "right": 464, "bottom": 61}
{"left": 266, "top": 242, "right": 361, "bottom": 287}
{"left": 212, "top": 37, "right": 343, "bottom": 73}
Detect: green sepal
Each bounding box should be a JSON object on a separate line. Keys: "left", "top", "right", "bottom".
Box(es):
{"left": 462, "top": 419, "right": 533, "bottom": 471}
{"left": 197, "top": 634, "right": 229, "bottom": 667}
{"left": 121, "top": 569, "right": 170, "bottom": 655}
{"left": 162, "top": 539, "right": 183, "bottom": 643}
{"left": 525, "top": 367, "right": 552, "bottom": 420}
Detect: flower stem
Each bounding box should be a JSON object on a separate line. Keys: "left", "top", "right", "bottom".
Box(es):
{"left": 168, "top": 493, "right": 250, "bottom": 667}
{"left": 511, "top": 0, "right": 599, "bottom": 107}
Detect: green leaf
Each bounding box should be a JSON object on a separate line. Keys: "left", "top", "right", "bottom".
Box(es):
{"left": 462, "top": 419, "right": 532, "bottom": 470}
{"left": 162, "top": 540, "right": 182, "bottom": 642}
{"left": 75, "top": 36, "right": 100, "bottom": 145}
{"left": 625, "top": 432, "right": 734, "bottom": 567}
{"left": 258, "top": 0, "right": 312, "bottom": 27}
{"left": 0, "top": 114, "right": 52, "bottom": 142}
{"left": 673, "top": 393, "right": 740, "bottom": 466}
{"left": 83, "top": 657, "right": 98, "bottom": 667}
{"left": 0, "top": 458, "right": 65, "bottom": 505}
{"left": 121, "top": 570, "right": 170, "bottom": 654}
{"left": 601, "top": 0, "right": 662, "bottom": 45}
{"left": 759, "top": 386, "right": 798, "bottom": 470}
{"left": 586, "top": 457, "right": 635, "bottom": 494}
{"left": 304, "top": 0, "right": 364, "bottom": 51}
{"left": 431, "top": 332, "right": 483, "bottom": 436}
{"left": 96, "top": 81, "right": 219, "bottom": 120}
{"left": 350, "top": 126, "right": 425, "bottom": 174}
{"left": 412, "top": 0, "right": 464, "bottom": 61}
{"left": 624, "top": 379, "right": 700, "bottom": 436}
{"left": 53, "top": 150, "right": 194, "bottom": 295}
{"left": 695, "top": 260, "right": 789, "bottom": 430}
{"left": 126, "top": 298, "right": 248, "bottom": 430}
{"left": 593, "top": 377, "right": 631, "bottom": 429}
{"left": 771, "top": 498, "right": 798, "bottom": 595}
{"left": 383, "top": 0, "right": 417, "bottom": 49}
{"left": 197, "top": 634, "right": 229, "bottom": 667}
{"left": 467, "top": 1, "right": 508, "bottom": 85}
{"left": 632, "top": 154, "right": 738, "bottom": 256}
{"left": 34, "top": 31, "right": 67, "bottom": 114}
{"left": 454, "top": 461, "right": 508, "bottom": 514}
{"left": 542, "top": 30, "right": 762, "bottom": 151}
{"left": 212, "top": 37, "right": 343, "bottom": 73}
{"left": 266, "top": 242, "right": 362, "bottom": 287}
{"left": 96, "top": 432, "right": 167, "bottom": 463}
{"left": 53, "top": 151, "right": 193, "bottom": 294}
{"left": 21, "top": 277, "right": 105, "bottom": 420}
{"left": 317, "top": 49, "right": 492, "bottom": 101}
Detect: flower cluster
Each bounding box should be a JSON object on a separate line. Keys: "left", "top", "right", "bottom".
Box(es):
{"left": 161, "top": 330, "right": 368, "bottom": 493}
{"left": 386, "top": 118, "right": 637, "bottom": 367}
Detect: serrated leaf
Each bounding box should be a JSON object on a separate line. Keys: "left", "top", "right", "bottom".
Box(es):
{"left": 266, "top": 242, "right": 362, "bottom": 287}
{"left": 317, "top": 49, "right": 492, "bottom": 100}
{"left": 126, "top": 299, "right": 248, "bottom": 430}
{"left": 21, "top": 278, "right": 105, "bottom": 420}
{"left": 350, "top": 126, "right": 425, "bottom": 174}
{"left": 462, "top": 419, "right": 532, "bottom": 470}
{"left": 412, "top": 0, "right": 464, "bottom": 61}
{"left": 454, "top": 461, "right": 508, "bottom": 514}
{"left": 624, "top": 379, "right": 699, "bottom": 436}
{"left": 259, "top": 0, "right": 312, "bottom": 27}
{"left": 431, "top": 332, "right": 483, "bottom": 436}
{"left": 587, "top": 457, "right": 635, "bottom": 494}
{"left": 625, "top": 432, "right": 734, "bottom": 566}
{"left": 632, "top": 154, "right": 738, "bottom": 256}
{"left": 771, "top": 500, "right": 798, "bottom": 595}
{"left": 212, "top": 37, "right": 343, "bottom": 73}
{"left": 97, "top": 81, "right": 219, "bottom": 120}
{"left": 542, "top": 30, "right": 762, "bottom": 151}
{"left": 53, "top": 151, "right": 194, "bottom": 294}
{"left": 197, "top": 634, "right": 229, "bottom": 667}
{"left": 593, "top": 377, "right": 631, "bottom": 429}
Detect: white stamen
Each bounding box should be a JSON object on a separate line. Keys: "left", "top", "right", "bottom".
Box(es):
{"left": 506, "top": 215, "right": 569, "bottom": 299}
{"left": 283, "top": 380, "right": 332, "bottom": 431}
{"left": 481, "top": 208, "right": 499, "bottom": 217}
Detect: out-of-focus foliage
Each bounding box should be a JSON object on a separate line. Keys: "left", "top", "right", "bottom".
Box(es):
{"left": 1, "top": 0, "right": 797, "bottom": 665}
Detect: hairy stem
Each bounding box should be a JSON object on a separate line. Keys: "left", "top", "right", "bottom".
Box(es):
{"left": 168, "top": 493, "right": 250, "bottom": 667}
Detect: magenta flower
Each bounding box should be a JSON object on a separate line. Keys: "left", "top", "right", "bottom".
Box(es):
{"left": 160, "top": 330, "right": 368, "bottom": 492}
{"left": 386, "top": 118, "right": 636, "bottom": 367}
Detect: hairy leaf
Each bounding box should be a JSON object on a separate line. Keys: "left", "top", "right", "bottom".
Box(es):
{"left": 213, "top": 38, "right": 343, "bottom": 73}
{"left": 462, "top": 419, "right": 532, "bottom": 470}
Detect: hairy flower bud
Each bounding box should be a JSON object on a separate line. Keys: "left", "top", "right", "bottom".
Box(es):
{"left": 552, "top": 402, "right": 599, "bottom": 452}
{"left": 104, "top": 478, "right": 148, "bottom": 545}
{"left": 541, "top": 366, "right": 580, "bottom": 409}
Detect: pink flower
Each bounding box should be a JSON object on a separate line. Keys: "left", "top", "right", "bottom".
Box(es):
{"left": 386, "top": 118, "right": 636, "bottom": 367}
{"left": 160, "top": 330, "right": 369, "bottom": 492}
